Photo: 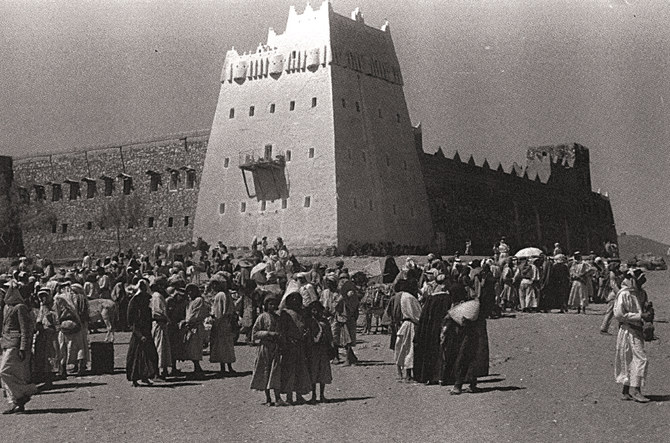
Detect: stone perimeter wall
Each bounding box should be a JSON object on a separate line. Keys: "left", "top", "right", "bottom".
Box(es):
{"left": 4, "top": 128, "right": 617, "bottom": 260}
{"left": 10, "top": 131, "right": 208, "bottom": 260}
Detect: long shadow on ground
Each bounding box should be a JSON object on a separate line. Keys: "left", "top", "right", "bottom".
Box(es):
{"left": 42, "top": 381, "right": 106, "bottom": 390}
{"left": 355, "top": 360, "right": 394, "bottom": 367}
{"left": 647, "top": 394, "right": 670, "bottom": 402}
{"left": 324, "top": 396, "right": 375, "bottom": 404}
{"left": 134, "top": 382, "right": 203, "bottom": 388}
{"left": 24, "top": 407, "right": 90, "bottom": 414}
{"left": 472, "top": 386, "right": 525, "bottom": 394}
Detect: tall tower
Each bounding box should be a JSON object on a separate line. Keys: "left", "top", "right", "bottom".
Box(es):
{"left": 193, "top": 2, "right": 433, "bottom": 253}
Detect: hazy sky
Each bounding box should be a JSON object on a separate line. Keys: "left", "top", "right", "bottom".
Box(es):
{"left": 1, "top": 0, "right": 669, "bottom": 243}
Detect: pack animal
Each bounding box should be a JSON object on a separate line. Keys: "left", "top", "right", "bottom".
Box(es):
{"left": 88, "top": 299, "right": 119, "bottom": 342}
{"left": 153, "top": 240, "right": 197, "bottom": 262}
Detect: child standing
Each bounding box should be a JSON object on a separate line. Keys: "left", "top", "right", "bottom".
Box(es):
{"left": 307, "top": 301, "right": 333, "bottom": 403}
{"left": 250, "top": 294, "right": 286, "bottom": 406}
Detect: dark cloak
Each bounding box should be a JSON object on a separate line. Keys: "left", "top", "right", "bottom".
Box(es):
{"left": 126, "top": 291, "right": 159, "bottom": 381}
{"left": 413, "top": 291, "right": 452, "bottom": 383}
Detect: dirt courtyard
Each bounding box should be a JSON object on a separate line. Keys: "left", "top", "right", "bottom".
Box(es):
{"left": 1, "top": 271, "right": 669, "bottom": 442}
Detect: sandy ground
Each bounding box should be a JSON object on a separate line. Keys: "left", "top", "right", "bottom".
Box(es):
{"left": 1, "top": 271, "right": 669, "bottom": 442}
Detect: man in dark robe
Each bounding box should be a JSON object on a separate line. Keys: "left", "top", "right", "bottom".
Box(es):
{"left": 413, "top": 282, "right": 451, "bottom": 384}
{"left": 385, "top": 281, "right": 404, "bottom": 351}
{"left": 441, "top": 263, "right": 496, "bottom": 393}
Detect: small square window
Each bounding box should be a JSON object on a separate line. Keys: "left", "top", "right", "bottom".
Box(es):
{"left": 219, "top": 203, "right": 226, "bottom": 214}
{"left": 240, "top": 202, "right": 246, "bottom": 213}
{"left": 128, "top": 221, "right": 134, "bottom": 229}
{"left": 229, "top": 108, "right": 235, "bottom": 118}
{"left": 103, "top": 178, "right": 114, "bottom": 196}
{"left": 52, "top": 184, "right": 62, "bottom": 202}
{"left": 286, "top": 150, "right": 292, "bottom": 162}
{"left": 304, "top": 196, "right": 311, "bottom": 208}
{"left": 148, "top": 217, "right": 154, "bottom": 228}
{"left": 169, "top": 171, "right": 179, "bottom": 191}
{"left": 149, "top": 174, "right": 160, "bottom": 192}
{"left": 308, "top": 148, "right": 314, "bottom": 158}
{"left": 62, "top": 223, "right": 68, "bottom": 234}
{"left": 168, "top": 217, "right": 174, "bottom": 227}
{"left": 270, "top": 103, "right": 275, "bottom": 113}
{"left": 186, "top": 170, "right": 196, "bottom": 189}
{"left": 249, "top": 106, "right": 255, "bottom": 116}
{"left": 312, "top": 97, "right": 317, "bottom": 107}
{"left": 224, "top": 158, "right": 230, "bottom": 168}
{"left": 356, "top": 102, "right": 360, "bottom": 112}
{"left": 260, "top": 201, "right": 266, "bottom": 211}
{"left": 281, "top": 199, "right": 287, "bottom": 209}
{"left": 289, "top": 100, "right": 295, "bottom": 111}
{"left": 87, "top": 221, "right": 93, "bottom": 230}
{"left": 123, "top": 177, "right": 132, "bottom": 195}
{"left": 68, "top": 182, "right": 80, "bottom": 200}
{"left": 184, "top": 216, "right": 189, "bottom": 226}
{"left": 342, "top": 98, "right": 346, "bottom": 108}
{"left": 51, "top": 223, "right": 57, "bottom": 234}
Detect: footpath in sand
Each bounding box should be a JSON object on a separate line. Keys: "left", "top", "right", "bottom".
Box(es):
{"left": 1, "top": 272, "right": 669, "bottom": 442}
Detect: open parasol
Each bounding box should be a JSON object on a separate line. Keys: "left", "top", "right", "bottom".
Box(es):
{"left": 514, "top": 247, "right": 544, "bottom": 259}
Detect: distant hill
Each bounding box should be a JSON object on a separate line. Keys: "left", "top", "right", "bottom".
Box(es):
{"left": 618, "top": 233, "right": 670, "bottom": 260}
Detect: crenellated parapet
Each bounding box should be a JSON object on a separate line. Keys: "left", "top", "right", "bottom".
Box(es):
{"left": 219, "top": 1, "right": 402, "bottom": 86}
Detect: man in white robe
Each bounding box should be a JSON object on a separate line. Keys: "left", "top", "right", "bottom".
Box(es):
{"left": 614, "top": 268, "right": 652, "bottom": 403}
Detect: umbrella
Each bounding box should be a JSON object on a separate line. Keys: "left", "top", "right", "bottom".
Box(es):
{"left": 250, "top": 262, "right": 268, "bottom": 279}
{"left": 514, "top": 247, "right": 544, "bottom": 259}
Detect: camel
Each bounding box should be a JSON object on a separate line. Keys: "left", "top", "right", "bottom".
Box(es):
{"left": 153, "top": 240, "right": 196, "bottom": 262}
{"left": 88, "top": 299, "right": 119, "bottom": 342}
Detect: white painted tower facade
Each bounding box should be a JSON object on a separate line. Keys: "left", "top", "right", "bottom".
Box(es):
{"left": 193, "top": 2, "right": 434, "bottom": 253}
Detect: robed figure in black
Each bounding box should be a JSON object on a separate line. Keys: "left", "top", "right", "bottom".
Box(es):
{"left": 441, "top": 263, "right": 496, "bottom": 393}
{"left": 413, "top": 279, "right": 451, "bottom": 384}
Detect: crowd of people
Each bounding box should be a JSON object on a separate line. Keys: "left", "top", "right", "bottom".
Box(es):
{"left": 0, "top": 235, "right": 656, "bottom": 414}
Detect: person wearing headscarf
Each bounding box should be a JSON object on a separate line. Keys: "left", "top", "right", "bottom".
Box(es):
{"left": 394, "top": 286, "right": 422, "bottom": 382}
{"left": 515, "top": 257, "right": 539, "bottom": 312}
{"left": 182, "top": 283, "right": 208, "bottom": 376}
{"left": 413, "top": 282, "right": 451, "bottom": 385}
{"left": 272, "top": 292, "right": 312, "bottom": 405}
{"left": 166, "top": 286, "right": 188, "bottom": 375}
{"left": 614, "top": 268, "right": 652, "bottom": 402}
{"left": 0, "top": 280, "right": 37, "bottom": 414}
{"left": 319, "top": 274, "right": 342, "bottom": 364}
{"left": 53, "top": 283, "right": 82, "bottom": 377}
{"left": 111, "top": 278, "right": 130, "bottom": 332}
{"left": 150, "top": 277, "right": 171, "bottom": 380}
{"left": 32, "top": 288, "right": 60, "bottom": 388}
{"left": 600, "top": 261, "right": 623, "bottom": 334}
{"left": 568, "top": 252, "right": 590, "bottom": 313}
{"left": 385, "top": 280, "right": 404, "bottom": 352}
{"left": 69, "top": 283, "right": 90, "bottom": 374}
{"left": 305, "top": 301, "right": 333, "bottom": 403}
{"left": 209, "top": 280, "right": 237, "bottom": 375}
{"left": 126, "top": 280, "right": 159, "bottom": 386}
{"left": 250, "top": 294, "right": 285, "bottom": 406}
{"left": 382, "top": 256, "right": 400, "bottom": 284}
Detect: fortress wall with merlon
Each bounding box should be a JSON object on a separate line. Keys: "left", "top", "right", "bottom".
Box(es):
{"left": 9, "top": 135, "right": 208, "bottom": 259}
